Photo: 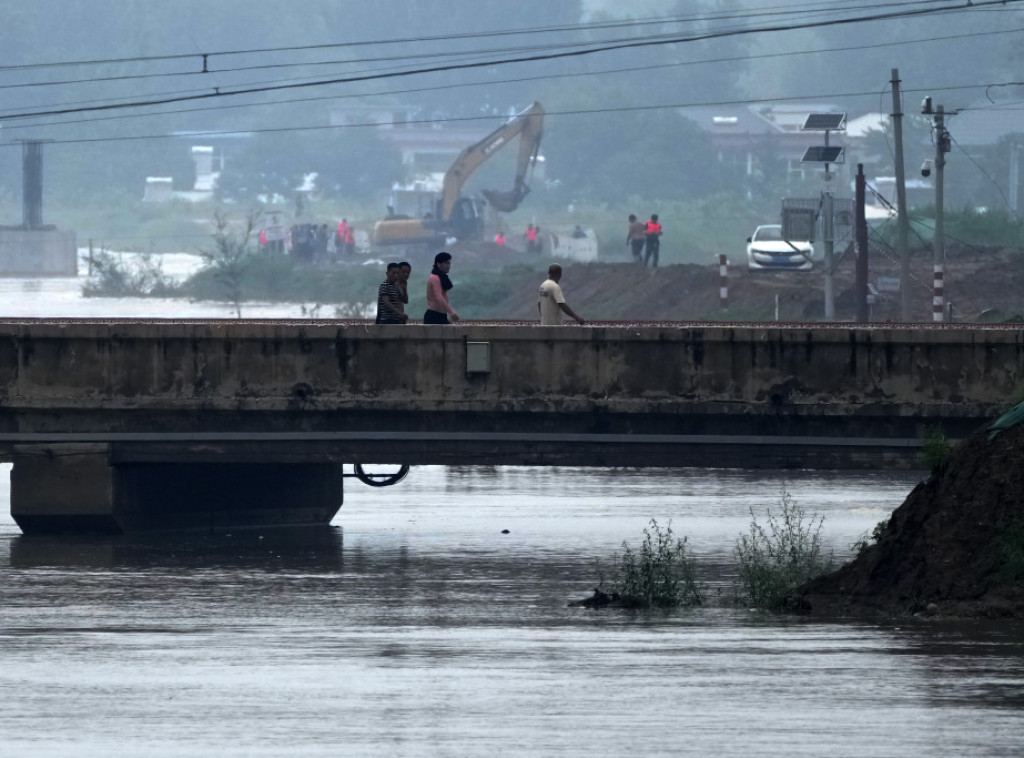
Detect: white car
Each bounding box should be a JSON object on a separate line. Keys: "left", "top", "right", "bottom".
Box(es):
{"left": 746, "top": 224, "right": 814, "bottom": 271}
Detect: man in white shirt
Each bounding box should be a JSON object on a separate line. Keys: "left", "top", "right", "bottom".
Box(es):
{"left": 537, "top": 264, "right": 585, "bottom": 325}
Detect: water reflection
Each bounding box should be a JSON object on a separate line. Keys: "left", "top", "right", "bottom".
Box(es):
{"left": 9, "top": 526, "right": 346, "bottom": 571}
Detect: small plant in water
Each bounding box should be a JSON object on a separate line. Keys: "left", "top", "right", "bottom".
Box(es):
{"left": 733, "top": 486, "right": 832, "bottom": 611}
{"left": 612, "top": 519, "right": 705, "bottom": 608}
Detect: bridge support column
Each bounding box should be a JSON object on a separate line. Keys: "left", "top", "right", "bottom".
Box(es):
{"left": 10, "top": 444, "right": 344, "bottom": 535}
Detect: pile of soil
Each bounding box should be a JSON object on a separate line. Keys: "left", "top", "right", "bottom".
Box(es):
{"left": 792, "top": 417, "right": 1024, "bottom": 618}
{"left": 459, "top": 244, "right": 1024, "bottom": 323}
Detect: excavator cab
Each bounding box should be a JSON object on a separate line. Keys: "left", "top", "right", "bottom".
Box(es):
{"left": 448, "top": 196, "right": 483, "bottom": 240}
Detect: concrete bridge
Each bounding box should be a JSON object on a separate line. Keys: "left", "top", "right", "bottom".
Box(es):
{"left": 2, "top": 318, "right": 1021, "bottom": 534}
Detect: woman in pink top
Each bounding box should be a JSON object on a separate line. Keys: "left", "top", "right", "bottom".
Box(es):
{"left": 424, "top": 251, "right": 459, "bottom": 324}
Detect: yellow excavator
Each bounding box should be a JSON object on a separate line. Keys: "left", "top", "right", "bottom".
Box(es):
{"left": 373, "top": 102, "right": 544, "bottom": 249}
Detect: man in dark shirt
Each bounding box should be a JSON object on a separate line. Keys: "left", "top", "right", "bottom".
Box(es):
{"left": 397, "top": 261, "right": 411, "bottom": 310}
{"left": 376, "top": 262, "right": 407, "bottom": 324}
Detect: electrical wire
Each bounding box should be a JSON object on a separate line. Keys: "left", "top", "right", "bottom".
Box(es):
{"left": 7, "top": 76, "right": 1021, "bottom": 148}
{"left": 0, "top": 85, "right": 988, "bottom": 148}
{"left": 7, "top": 25, "right": 1022, "bottom": 133}
{"left": 0, "top": 0, "right": 1012, "bottom": 123}
{"left": 0, "top": 0, "right": 968, "bottom": 74}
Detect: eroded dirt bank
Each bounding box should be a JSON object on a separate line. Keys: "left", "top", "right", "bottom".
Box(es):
{"left": 792, "top": 418, "right": 1024, "bottom": 618}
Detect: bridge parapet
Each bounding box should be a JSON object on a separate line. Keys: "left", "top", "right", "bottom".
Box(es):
{"left": 1, "top": 320, "right": 1020, "bottom": 416}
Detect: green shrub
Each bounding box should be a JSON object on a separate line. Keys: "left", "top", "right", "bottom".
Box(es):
{"left": 733, "top": 486, "right": 832, "bottom": 610}
{"left": 81, "top": 250, "right": 176, "bottom": 297}
{"left": 852, "top": 518, "right": 890, "bottom": 556}
{"left": 920, "top": 425, "right": 952, "bottom": 472}
{"left": 612, "top": 519, "right": 705, "bottom": 608}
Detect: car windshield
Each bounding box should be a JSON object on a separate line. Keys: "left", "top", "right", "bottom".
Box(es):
{"left": 754, "top": 226, "right": 783, "bottom": 242}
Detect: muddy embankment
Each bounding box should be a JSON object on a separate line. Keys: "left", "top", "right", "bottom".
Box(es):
{"left": 793, "top": 414, "right": 1024, "bottom": 618}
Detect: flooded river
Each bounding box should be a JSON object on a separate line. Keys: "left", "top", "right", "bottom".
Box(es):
{"left": 1, "top": 265, "right": 1023, "bottom": 756}
{"left": 2, "top": 465, "right": 1024, "bottom": 757}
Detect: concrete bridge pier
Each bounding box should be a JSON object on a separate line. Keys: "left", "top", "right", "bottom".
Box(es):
{"left": 9, "top": 444, "right": 345, "bottom": 535}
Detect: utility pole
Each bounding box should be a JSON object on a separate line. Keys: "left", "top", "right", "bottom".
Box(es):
{"left": 923, "top": 100, "right": 951, "bottom": 322}
{"left": 1010, "top": 144, "right": 1020, "bottom": 213}
{"left": 855, "top": 164, "right": 869, "bottom": 322}
{"left": 890, "top": 69, "right": 912, "bottom": 321}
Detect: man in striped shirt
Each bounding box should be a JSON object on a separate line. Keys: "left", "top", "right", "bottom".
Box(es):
{"left": 376, "top": 262, "right": 408, "bottom": 324}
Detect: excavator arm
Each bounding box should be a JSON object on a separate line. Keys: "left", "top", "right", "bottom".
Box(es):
{"left": 440, "top": 101, "right": 544, "bottom": 219}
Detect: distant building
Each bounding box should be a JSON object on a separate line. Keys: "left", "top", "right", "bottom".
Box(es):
{"left": 143, "top": 177, "right": 174, "bottom": 202}
{"left": 683, "top": 103, "right": 850, "bottom": 183}
{"left": 190, "top": 146, "right": 220, "bottom": 192}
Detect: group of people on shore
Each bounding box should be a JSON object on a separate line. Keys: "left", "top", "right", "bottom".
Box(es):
{"left": 259, "top": 218, "right": 357, "bottom": 262}
{"left": 375, "top": 253, "right": 585, "bottom": 326}
{"left": 627, "top": 213, "right": 663, "bottom": 267}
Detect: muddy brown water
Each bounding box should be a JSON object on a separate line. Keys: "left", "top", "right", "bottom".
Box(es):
{"left": 2, "top": 464, "right": 1024, "bottom": 757}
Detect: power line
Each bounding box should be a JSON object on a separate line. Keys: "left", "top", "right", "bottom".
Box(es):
{"left": 6, "top": 82, "right": 1017, "bottom": 149}
{"left": 0, "top": 0, "right": 1011, "bottom": 123}
{"left": 0, "top": 0, "right": 963, "bottom": 74}
{"left": 0, "top": 2, "right": 960, "bottom": 97}
{"left": 7, "top": 25, "right": 1023, "bottom": 134}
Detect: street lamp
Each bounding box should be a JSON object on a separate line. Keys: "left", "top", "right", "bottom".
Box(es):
{"left": 800, "top": 112, "right": 846, "bottom": 320}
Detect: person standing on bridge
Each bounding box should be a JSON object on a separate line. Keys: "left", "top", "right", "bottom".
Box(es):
{"left": 424, "top": 252, "right": 459, "bottom": 324}
{"left": 397, "top": 261, "right": 411, "bottom": 311}
{"left": 376, "top": 262, "right": 407, "bottom": 324}
{"left": 538, "top": 264, "right": 585, "bottom": 326}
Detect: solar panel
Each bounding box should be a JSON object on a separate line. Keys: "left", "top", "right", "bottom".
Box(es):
{"left": 801, "top": 146, "right": 844, "bottom": 163}
{"left": 802, "top": 113, "right": 846, "bottom": 131}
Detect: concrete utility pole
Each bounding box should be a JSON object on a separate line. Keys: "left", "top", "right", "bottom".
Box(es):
{"left": 924, "top": 100, "right": 951, "bottom": 322}
{"left": 890, "top": 69, "right": 912, "bottom": 321}
{"left": 823, "top": 181, "right": 835, "bottom": 320}
{"left": 1010, "top": 144, "right": 1021, "bottom": 213}
{"left": 855, "top": 164, "right": 869, "bottom": 322}
{"left": 21, "top": 140, "right": 44, "bottom": 230}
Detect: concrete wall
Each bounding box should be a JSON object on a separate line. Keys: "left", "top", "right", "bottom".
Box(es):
{"left": 0, "top": 229, "right": 77, "bottom": 275}
{"left": 0, "top": 320, "right": 1019, "bottom": 448}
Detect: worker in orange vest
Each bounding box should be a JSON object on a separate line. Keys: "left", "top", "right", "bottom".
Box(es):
{"left": 644, "top": 214, "right": 662, "bottom": 268}
{"left": 524, "top": 223, "right": 539, "bottom": 253}
{"left": 495, "top": 231, "right": 506, "bottom": 246}
{"left": 337, "top": 219, "right": 353, "bottom": 256}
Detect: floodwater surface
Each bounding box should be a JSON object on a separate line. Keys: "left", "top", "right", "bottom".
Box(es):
{"left": 2, "top": 465, "right": 1024, "bottom": 758}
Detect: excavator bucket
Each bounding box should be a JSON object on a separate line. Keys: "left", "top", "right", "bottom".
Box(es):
{"left": 482, "top": 186, "right": 528, "bottom": 213}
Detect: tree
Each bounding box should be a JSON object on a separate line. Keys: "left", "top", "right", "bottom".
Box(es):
{"left": 215, "top": 128, "right": 402, "bottom": 204}
{"left": 200, "top": 210, "right": 261, "bottom": 318}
